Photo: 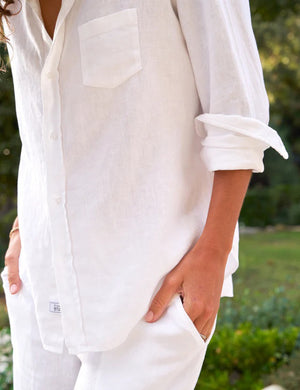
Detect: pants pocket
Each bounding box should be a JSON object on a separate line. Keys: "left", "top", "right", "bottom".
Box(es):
{"left": 171, "top": 293, "right": 217, "bottom": 347}
{"left": 0, "top": 265, "right": 29, "bottom": 351}
{"left": 77, "top": 294, "right": 211, "bottom": 390}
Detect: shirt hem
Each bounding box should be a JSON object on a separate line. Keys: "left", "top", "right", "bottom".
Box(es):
{"left": 42, "top": 274, "right": 235, "bottom": 355}
{"left": 42, "top": 343, "right": 65, "bottom": 354}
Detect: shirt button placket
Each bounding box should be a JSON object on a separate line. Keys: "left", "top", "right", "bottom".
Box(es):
{"left": 49, "top": 131, "right": 58, "bottom": 140}
{"left": 40, "top": 23, "right": 86, "bottom": 350}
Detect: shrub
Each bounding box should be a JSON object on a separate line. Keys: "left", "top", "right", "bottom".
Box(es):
{"left": 240, "top": 184, "right": 300, "bottom": 227}
{"left": 218, "top": 286, "right": 300, "bottom": 330}
{"left": 0, "top": 327, "right": 12, "bottom": 390}
{"left": 196, "top": 324, "right": 299, "bottom": 390}
{"left": 196, "top": 287, "right": 300, "bottom": 390}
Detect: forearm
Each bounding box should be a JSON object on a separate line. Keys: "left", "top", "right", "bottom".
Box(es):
{"left": 195, "top": 169, "right": 252, "bottom": 261}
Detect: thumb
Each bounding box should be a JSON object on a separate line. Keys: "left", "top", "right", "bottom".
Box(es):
{"left": 5, "top": 233, "right": 22, "bottom": 295}
{"left": 144, "top": 275, "right": 180, "bottom": 323}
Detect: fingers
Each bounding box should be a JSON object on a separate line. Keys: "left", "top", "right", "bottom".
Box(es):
{"left": 5, "top": 254, "right": 22, "bottom": 294}
{"left": 144, "top": 274, "right": 181, "bottom": 322}
{"left": 183, "top": 295, "right": 218, "bottom": 342}
{"left": 4, "top": 234, "right": 22, "bottom": 295}
{"left": 182, "top": 294, "right": 208, "bottom": 323}
{"left": 194, "top": 313, "right": 217, "bottom": 342}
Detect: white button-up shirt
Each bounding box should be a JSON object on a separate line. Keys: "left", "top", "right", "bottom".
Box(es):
{"left": 3, "top": 0, "right": 288, "bottom": 354}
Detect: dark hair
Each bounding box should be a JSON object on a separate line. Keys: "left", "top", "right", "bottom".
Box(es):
{"left": 0, "top": 0, "right": 20, "bottom": 71}
{"left": 0, "top": 0, "right": 16, "bottom": 43}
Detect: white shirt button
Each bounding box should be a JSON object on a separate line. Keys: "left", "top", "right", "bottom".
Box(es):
{"left": 50, "top": 132, "right": 58, "bottom": 140}
{"left": 54, "top": 196, "right": 62, "bottom": 204}
{"left": 46, "top": 71, "right": 56, "bottom": 79}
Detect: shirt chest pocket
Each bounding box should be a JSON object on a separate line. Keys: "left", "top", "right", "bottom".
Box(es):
{"left": 78, "top": 8, "right": 143, "bottom": 88}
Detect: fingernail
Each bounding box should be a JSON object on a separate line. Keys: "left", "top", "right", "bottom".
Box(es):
{"left": 144, "top": 310, "right": 154, "bottom": 322}
{"left": 10, "top": 284, "right": 17, "bottom": 294}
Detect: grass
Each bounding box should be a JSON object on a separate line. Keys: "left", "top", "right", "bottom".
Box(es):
{"left": 219, "top": 230, "right": 300, "bottom": 389}
{"left": 231, "top": 231, "right": 300, "bottom": 302}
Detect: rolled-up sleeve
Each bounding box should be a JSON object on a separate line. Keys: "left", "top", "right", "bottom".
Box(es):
{"left": 173, "top": 0, "right": 288, "bottom": 172}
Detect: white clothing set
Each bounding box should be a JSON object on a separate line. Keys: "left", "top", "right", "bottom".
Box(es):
{"left": 1, "top": 0, "right": 288, "bottom": 388}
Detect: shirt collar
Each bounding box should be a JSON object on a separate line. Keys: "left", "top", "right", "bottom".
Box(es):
{"left": 25, "top": 0, "right": 77, "bottom": 43}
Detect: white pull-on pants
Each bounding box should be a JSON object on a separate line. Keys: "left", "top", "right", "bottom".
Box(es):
{"left": 1, "top": 265, "right": 217, "bottom": 390}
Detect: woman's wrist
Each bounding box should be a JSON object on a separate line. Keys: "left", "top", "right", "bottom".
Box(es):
{"left": 9, "top": 216, "right": 19, "bottom": 239}
{"left": 195, "top": 229, "right": 233, "bottom": 257}
{"left": 9, "top": 226, "right": 19, "bottom": 240}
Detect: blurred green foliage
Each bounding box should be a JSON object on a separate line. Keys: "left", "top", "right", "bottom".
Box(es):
{"left": 248, "top": 1, "right": 300, "bottom": 188}
{"left": 0, "top": 327, "right": 12, "bottom": 390}
{"left": 196, "top": 286, "right": 300, "bottom": 390}
{"left": 197, "top": 325, "right": 299, "bottom": 390}
{"left": 0, "top": 44, "right": 18, "bottom": 259}
{"left": 240, "top": 184, "right": 300, "bottom": 226}
{"left": 218, "top": 286, "right": 300, "bottom": 331}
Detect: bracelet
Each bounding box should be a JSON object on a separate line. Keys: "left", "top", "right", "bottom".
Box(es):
{"left": 9, "top": 226, "right": 19, "bottom": 239}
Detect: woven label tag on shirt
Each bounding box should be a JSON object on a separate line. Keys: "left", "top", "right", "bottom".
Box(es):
{"left": 49, "top": 301, "right": 61, "bottom": 313}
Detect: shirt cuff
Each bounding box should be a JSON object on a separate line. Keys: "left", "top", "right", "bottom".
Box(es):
{"left": 221, "top": 274, "right": 234, "bottom": 298}
{"left": 194, "top": 113, "right": 289, "bottom": 173}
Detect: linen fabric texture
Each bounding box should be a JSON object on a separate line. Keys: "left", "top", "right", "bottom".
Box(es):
{"left": 2, "top": 0, "right": 288, "bottom": 354}
{"left": 1, "top": 265, "right": 216, "bottom": 390}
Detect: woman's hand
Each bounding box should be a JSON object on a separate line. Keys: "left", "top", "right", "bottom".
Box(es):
{"left": 4, "top": 219, "right": 22, "bottom": 294}
{"left": 144, "top": 169, "right": 253, "bottom": 339}
{"left": 144, "top": 239, "right": 228, "bottom": 340}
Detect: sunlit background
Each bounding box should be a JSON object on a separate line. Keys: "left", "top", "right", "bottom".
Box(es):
{"left": 0, "top": 1, "right": 299, "bottom": 389}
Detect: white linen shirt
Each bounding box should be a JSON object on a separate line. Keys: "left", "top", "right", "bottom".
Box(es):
{"left": 3, "top": 0, "right": 288, "bottom": 354}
